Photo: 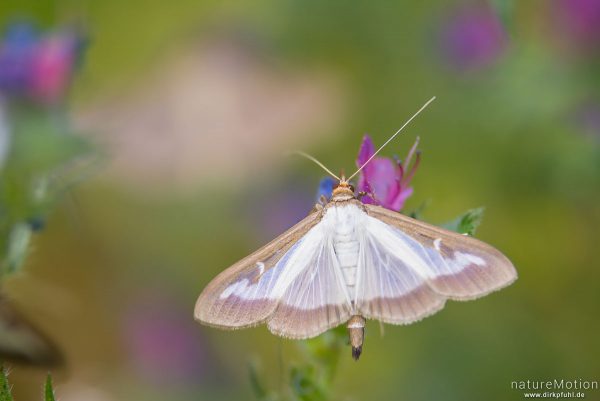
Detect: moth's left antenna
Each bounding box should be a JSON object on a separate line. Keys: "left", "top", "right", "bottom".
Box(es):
{"left": 347, "top": 96, "right": 436, "bottom": 182}
{"left": 289, "top": 151, "right": 341, "bottom": 181}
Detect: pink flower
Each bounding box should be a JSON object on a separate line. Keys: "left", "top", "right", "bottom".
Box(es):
{"left": 29, "top": 31, "right": 78, "bottom": 104}
{"left": 553, "top": 0, "right": 600, "bottom": 54}
{"left": 0, "top": 22, "right": 84, "bottom": 104}
{"left": 355, "top": 135, "right": 420, "bottom": 211}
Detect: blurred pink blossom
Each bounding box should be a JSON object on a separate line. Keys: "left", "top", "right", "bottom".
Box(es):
{"left": 553, "top": 0, "right": 600, "bottom": 53}
{"left": 438, "top": 3, "right": 507, "bottom": 72}
{"left": 0, "top": 22, "right": 83, "bottom": 104}
{"left": 355, "top": 135, "right": 420, "bottom": 211}
{"left": 29, "top": 32, "right": 79, "bottom": 104}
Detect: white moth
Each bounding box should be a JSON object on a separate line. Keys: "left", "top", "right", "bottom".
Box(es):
{"left": 194, "top": 97, "right": 517, "bottom": 359}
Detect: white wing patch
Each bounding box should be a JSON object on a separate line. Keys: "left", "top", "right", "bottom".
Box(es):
{"left": 452, "top": 252, "right": 486, "bottom": 269}
{"left": 220, "top": 279, "right": 250, "bottom": 300}
{"left": 256, "top": 262, "right": 265, "bottom": 275}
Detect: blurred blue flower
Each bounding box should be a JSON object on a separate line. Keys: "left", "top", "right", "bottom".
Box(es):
{"left": 252, "top": 182, "right": 315, "bottom": 241}
{"left": 438, "top": 3, "right": 507, "bottom": 72}
{"left": 316, "top": 176, "right": 335, "bottom": 201}
{"left": 0, "top": 22, "right": 84, "bottom": 104}
{"left": 553, "top": 0, "right": 600, "bottom": 53}
{"left": 0, "top": 23, "right": 38, "bottom": 95}
{"left": 355, "top": 135, "right": 420, "bottom": 211}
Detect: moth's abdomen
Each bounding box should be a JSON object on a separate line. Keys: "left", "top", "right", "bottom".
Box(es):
{"left": 347, "top": 315, "right": 365, "bottom": 360}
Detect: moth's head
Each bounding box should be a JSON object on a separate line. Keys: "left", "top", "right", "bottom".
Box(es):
{"left": 332, "top": 179, "right": 355, "bottom": 199}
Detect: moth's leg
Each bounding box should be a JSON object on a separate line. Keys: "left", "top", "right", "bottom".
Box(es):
{"left": 357, "top": 191, "right": 379, "bottom": 204}
{"left": 310, "top": 201, "right": 325, "bottom": 214}
{"left": 309, "top": 195, "right": 330, "bottom": 213}
{"left": 312, "top": 194, "right": 328, "bottom": 209}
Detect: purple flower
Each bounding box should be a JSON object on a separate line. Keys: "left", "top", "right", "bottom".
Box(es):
{"left": 553, "top": 0, "right": 600, "bottom": 53}
{"left": 0, "top": 23, "right": 38, "bottom": 95}
{"left": 438, "top": 3, "right": 507, "bottom": 72}
{"left": 355, "top": 135, "right": 420, "bottom": 211}
{"left": 0, "top": 22, "right": 84, "bottom": 104}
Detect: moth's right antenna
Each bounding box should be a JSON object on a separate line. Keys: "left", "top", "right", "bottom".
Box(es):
{"left": 289, "top": 150, "right": 341, "bottom": 181}
{"left": 347, "top": 96, "right": 436, "bottom": 182}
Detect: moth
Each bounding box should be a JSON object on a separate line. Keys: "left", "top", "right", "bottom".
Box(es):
{"left": 194, "top": 97, "right": 517, "bottom": 360}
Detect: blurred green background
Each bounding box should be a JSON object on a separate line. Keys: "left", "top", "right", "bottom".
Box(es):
{"left": 1, "top": 0, "right": 599, "bottom": 400}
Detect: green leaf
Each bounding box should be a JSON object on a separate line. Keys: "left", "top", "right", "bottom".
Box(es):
{"left": 0, "top": 366, "right": 14, "bottom": 401}
{"left": 290, "top": 365, "right": 327, "bottom": 401}
{"left": 441, "top": 207, "right": 485, "bottom": 236}
{"left": 302, "top": 328, "right": 345, "bottom": 384}
{"left": 406, "top": 200, "right": 431, "bottom": 220}
{"left": 490, "top": 0, "right": 515, "bottom": 35}
{"left": 248, "top": 360, "right": 268, "bottom": 400}
{"left": 9, "top": 112, "right": 91, "bottom": 173}
{"left": 44, "top": 374, "right": 56, "bottom": 401}
{"left": 2, "top": 223, "right": 32, "bottom": 274}
{"left": 248, "top": 360, "right": 281, "bottom": 401}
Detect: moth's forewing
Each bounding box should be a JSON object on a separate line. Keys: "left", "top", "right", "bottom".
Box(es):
{"left": 0, "top": 296, "right": 63, "bottom": 367}
{"left": 365, "top": 204, "right": 517, "bottom": 301}
{"left": 194, "top": 208, "right": 323, "bottom": 330}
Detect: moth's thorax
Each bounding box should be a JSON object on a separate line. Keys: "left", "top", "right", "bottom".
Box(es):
{"left": 331, "top": 185, "right": 356, "bottom": 202}
{"left": 325, "top": 195, "right": 365, "bottom": 213}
